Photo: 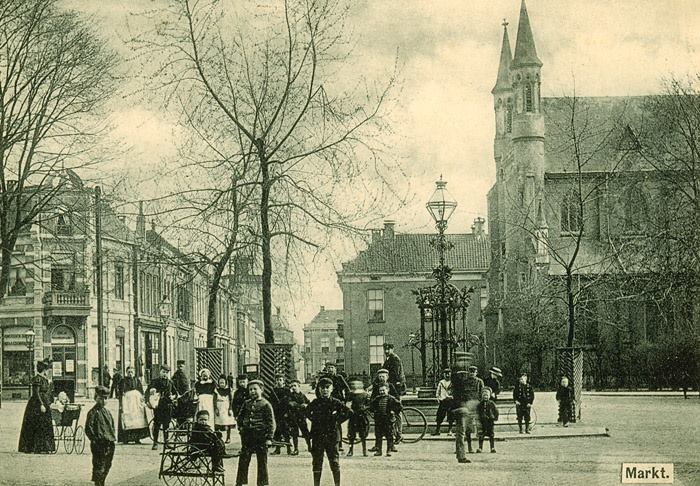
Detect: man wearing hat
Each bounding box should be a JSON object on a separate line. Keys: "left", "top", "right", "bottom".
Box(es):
{"left": 110, "top": 367, "right": 123, "bottom": 400}
{"left": 451, "top": 365, "right": 484, "bottom": 462}
{"left": 145, "top": 365, "right": 177, "bottom": 450}
{"left": 85, "top": 386, "right": 116, "bottom": 486}
{"left": 381, "top": 343, "right": 406, "bottom": 396}
{"left": 172, "top": 360, "right": 191, "bottom": 427}
{"left": 172, "top": 360, "right": 190, "bottom": 396}
{"left": 484, "top": 367, "right": 502, "bottom": 399}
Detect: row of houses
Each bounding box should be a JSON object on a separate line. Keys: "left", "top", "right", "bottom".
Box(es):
{"left": 0, "top": 175, "right": 276, "bottom": 401}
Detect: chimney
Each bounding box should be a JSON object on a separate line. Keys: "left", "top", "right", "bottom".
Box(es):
{"left": 383, "top": 220, "right": 396, "bottom": 239}
{"left": 320, "top": 305, "right": 325, "bottom": 312}
{"left": 471, "top": 217, "right": 485, "bottom": 236}
{"left": 371, "top": 229, "right": 381, "bottom": 244}
{"left": 136, "top": 201, "right": 146, "bottom": 239}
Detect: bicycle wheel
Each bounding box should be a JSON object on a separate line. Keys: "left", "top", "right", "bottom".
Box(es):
{"left": 74, "top": 425, "right": 86, "bottom": 454}
{"left": 399, "top": 407, "right": 427, "bottom": 443}
{"left": 63, "top": 425, "right": 75, "bottom": 454}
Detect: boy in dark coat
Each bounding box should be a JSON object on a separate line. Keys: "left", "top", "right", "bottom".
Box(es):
{"left": 513, "top": 372, "right": 535, "bottom": 434}
{"left": 270, "top": 374, "right": 292, "bottom": 455}
{"left": 235, "top": 380, "right": 275, "bottom": 486}
{"left": 556, "top": 376, "right": 574, "bottom": 427}
{"left": 305, "top": 377, "right": 351, "bottom": 486}
{"left": 476, "top": 387, "right": 499, "bottom": 453}
{"left": 85, "top": 386, "right": 116, "bottom": 486}
{"left": 231, "top": 375, "right": 249, "bottom": 417}
{"left": 146, "top": 365, "right": 177, "bottom": 449}
{"left": 346, "top": 379, "right": 370, "bottom": 457}
{"left": 287, "top": 379, "right": 311, "bottom": 454}
{"left": 369, "top": 383, "right": 402, "bottom": 457}
{"left": 190, "top": 410, "right": 233, "bottom": 472}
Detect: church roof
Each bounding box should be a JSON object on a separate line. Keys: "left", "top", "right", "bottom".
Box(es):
{"left": 492, "top": 23, "right": 512, "bottom": 94}
{"left": 512, "top": 0, "right": 542, "bottom": 68}
{"left": 339, "top": 233, "right": 490, "bottom": 275}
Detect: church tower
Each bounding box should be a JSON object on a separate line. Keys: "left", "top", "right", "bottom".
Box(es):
{"left": 492, "top": 20, "right": 513, "bottom": 170}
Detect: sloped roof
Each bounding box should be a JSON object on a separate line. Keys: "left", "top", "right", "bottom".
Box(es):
{"left": 492, "top": 24, "right": 512, "bottom": 94}
{"left": 306, "top": 308, "right": 343, "bottom": 329}
{"left": 340, "top": 233, "right": 490, "bottom": 275}
{"left": 512, "top": 0, "right": 541, "bottom": 68}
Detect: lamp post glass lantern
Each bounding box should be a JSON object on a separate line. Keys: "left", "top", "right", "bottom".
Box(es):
{"left": 24, "top": 330, "right": 35, "bottom": 394}
{"left": 159, "top": 297, "right": 172, "bottom": 365}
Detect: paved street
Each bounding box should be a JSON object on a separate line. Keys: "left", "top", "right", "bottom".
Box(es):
{"left": 0, "top": 393, "right": 697, "bottom": 485}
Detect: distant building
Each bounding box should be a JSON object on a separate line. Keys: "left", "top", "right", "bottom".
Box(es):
{"left": 337, "top": 221, "right": 490, "bottom": 381}
{"left": 303, "top": 306, "right": 344, "bottom": 381}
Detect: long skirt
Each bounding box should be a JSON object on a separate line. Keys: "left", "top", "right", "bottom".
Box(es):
{"left": 18, "top": 397, "right": 55, "bottom": 453}
{"left": 196, "top": 393, "right": 216, "bottom": 429}
{"left": 118, "top": 390, "right": 149, "bottom": 443}
{"left": 214, "top": 394, "right": 235, "bottom": 427}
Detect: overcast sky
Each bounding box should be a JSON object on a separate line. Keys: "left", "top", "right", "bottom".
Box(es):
{"left": 65, "top": 0, "right": 700, "bottom": 339}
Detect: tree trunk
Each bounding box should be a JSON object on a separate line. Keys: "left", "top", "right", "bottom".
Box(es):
{"left": 206, "top": 241, "right": 238, "bottom": 347}
{"left": 566, "top": 271, "right": 576, "bottom": 347}
{"left": 0, "top": 240, "right": 12, "bottom": 298}
{"left": 258, "top": 141, "right": 274, "bottom": 344}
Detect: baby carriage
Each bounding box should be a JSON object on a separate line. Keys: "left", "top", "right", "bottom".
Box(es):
{"left": 50, "top": 397, "right": 85, "bottom": 454}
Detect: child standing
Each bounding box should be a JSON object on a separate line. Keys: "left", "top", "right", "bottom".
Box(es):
{"left": 85, "top": 386, "right": 116, "bottom": 486}
{"left": 432, "top": 369, "right": 453, "bottom": 436}
{"left": 346, "top": 379, "right": 370, "bottom": 457}
{"left": 231, "top": 375, "right": 249, "bottom": 417}
{"left": 235, "top": 380, "right": 275, "bottom": 486}
{"left": 513, "top": 372, "right": 535, "bottom": 434}
{"left": 215, "top": 375, "right": 236, "bottom": 443}
{"left": 270, "top": 374, "right": 292, "bottom": 455}
{"left": 287, "top": 379, "right": 311, "bottom": 454}
{"left": 556, "top": 376, "right": 574, "bottom": 427}
{"left": 369, "top": 383, "right": 402, "bottom": 457}
{"left": 305, "top": 377, "right": 351, "bottom": 486}
{"left": 190, "top": 410, "right": 234, "bottom": 472}
{"left": 476, "top": 387, "right": 499, "bottom": 453}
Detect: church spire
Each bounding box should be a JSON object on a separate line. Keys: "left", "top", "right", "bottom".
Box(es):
{"left": 491, "top": 19, "right": 512, "bottom": 94}
{"left": 512, "top": 0, "right": 542, "bottom": 68}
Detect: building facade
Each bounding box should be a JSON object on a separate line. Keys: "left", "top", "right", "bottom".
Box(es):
{"left": 337, "top": 221, "right": 489, "bottom": 383}
{"left": 303, "top": 306, "right": 344, "bottom": 381}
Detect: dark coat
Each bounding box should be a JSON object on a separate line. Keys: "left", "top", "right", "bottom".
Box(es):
{"left": 314, "top": 373, "right": 350, "bottom": 402}
{"left": 556, "top": 385, "right": 574, "bottom": 404}
{"left": 236, "top": 397, "right": 276, "bottom": 440}
{"left": 18, "top": 374, "right": 55, "bottom": 453}
{"left": 146, "top": 377, "right": 176, "bottom": 423}
{"left": 172, "top": 369, "right": 190, "bottom": 396}
{"left": 231, "top": 388, "right": 249, "bottom": 417}
{"left": 369, "top": 394, "right": 402, "bottom": 421}
{"left": 451, "top": 373, "right": 484, "bottom": 403}
{"left": 513, "top": 382, "right": 535, "bottom": 405}
{"left": 305, "top": 396, "right": 351, "bottom": 441}
{"left": 382, "top": 354, "right": 406, "bottom": 393}
{"left": 370, "top": 381, "right": 399, "bottom": 400}
{"left": 477, "top": 399, "right": 499, "bottom": 423}
{"left": 483, "top": 375, "right": 501, "bottom": 398}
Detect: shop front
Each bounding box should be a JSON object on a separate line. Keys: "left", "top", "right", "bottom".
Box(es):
{"left": 50, "top": 325, "right": 77, "bottom": 401}
{"left": 1, "top": 326, "right": 34, "bottom": 400}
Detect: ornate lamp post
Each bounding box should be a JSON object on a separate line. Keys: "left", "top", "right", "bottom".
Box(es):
{"left": 426, "top": 176, "right": 457, "bottom": 371}
{"left": 24, "top": 329, "right": 36, "bottom": 395}
{"left": 158, "top": 296, "right": 172, "bottom": 366}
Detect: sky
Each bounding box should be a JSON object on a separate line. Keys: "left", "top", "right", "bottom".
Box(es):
{"left": 63, "top": 0, "right": 700, "bottom": 340}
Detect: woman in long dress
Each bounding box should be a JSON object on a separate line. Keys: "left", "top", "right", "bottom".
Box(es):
{"left": 214, "top": 375, "right": 236, "bottom": 443}
{"left": 118, "top": 366, "right": 150, "bottom": 444}
{"left": 194, "top": 368, "right": 216, "bottom": 429}
{"left": 18, "top": 360, "right": 55, "bottom": 453}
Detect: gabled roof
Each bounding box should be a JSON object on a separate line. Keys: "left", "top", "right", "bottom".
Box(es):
{"left": 340, "top": 233, "right": 490, "bottom": 275}
{"left": 305, "top": 308, "right": 343, "bottom": 329}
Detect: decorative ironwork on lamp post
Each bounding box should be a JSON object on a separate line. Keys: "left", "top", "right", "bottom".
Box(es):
{"left": 413, "top": 177, "right": 476, "bottom": 388}
{"left": 24, "top": 329, "right": 35, "bottom": 395}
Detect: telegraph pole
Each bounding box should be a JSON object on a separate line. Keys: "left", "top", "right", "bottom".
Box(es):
{"left": 95, "top": 186, "right": 105, "bottom": 387}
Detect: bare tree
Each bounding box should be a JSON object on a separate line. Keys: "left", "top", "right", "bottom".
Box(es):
{"left": 133, "top": 0, "right": 403, "bottom": 343}
{"left": 0, "top": 0, "right": 116, "bottom": 296}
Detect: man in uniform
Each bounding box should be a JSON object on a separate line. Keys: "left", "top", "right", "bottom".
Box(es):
{"left": 146, "top": 365, "right": 177, "bottom": 449}
{"left": 382, "top": 343, "right": 406, "bottom": 446}
{"left": 172, "top": 360, "right": 191, "bottom": 427}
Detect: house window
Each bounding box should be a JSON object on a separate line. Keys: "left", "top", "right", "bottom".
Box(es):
{"left": 369, "top": 335, "right": 385, "bottom": 364}
{"left": 114, "top": 264, "right": 124, "bottom": 299}
{"left": 320, "top": 337, "right": 330, "bottom": 353}
{"left": 51, "top": 266, "right": 75, "bottom": 291}
{"left": 506, "top": 100, "right": 513, "bottom": 133}
{"left": 525, "top": 84, "right": 534, "bottom": 112}
{"left": 623, "top": 186, "right": 647, "bottom": 235}
{"left": 8, "top": 269, "right": 27, "bottom": 296}
{"left": 56, "top": 213, "right": 71, "bottom": 236}
{"left": 561, "top": 191, "right": 582, "bottom": 234}
{"left": 335, "top": 337, "right": 344, "bottom": 354}
{"left": 368, "top": 289, "right": 384, "bottom": 321}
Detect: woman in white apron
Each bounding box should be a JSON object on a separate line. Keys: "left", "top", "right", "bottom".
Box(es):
{"left": 214, "top": 375, "right": 236, "bottom": 443}
{"left": 118, "top": 366, "right": 149, "bottom": 444}
{"left": 194, "top": 368, "right": 216, "bottom": 429}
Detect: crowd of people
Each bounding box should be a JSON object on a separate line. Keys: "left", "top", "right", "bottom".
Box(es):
{"left": 16, "top": 344, "right": 578, "bottom": 486}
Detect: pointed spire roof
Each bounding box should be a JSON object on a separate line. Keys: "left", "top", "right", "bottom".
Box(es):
{"left": 512, "top": 0, "right": 542, "bottom": 68}
{"left": 536, "top": 199, "right": 548, "bottom": 228}
{"left": 492, "top": 20, "right": 512, "bottom": 94}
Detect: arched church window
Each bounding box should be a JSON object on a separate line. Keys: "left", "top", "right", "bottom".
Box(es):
{"left": 623, "top": 185, "right": 647, "bottom": 235}
{"left": 561, "top": 190, "right": 582, "bottom": 234}
{"left": 525, "top": 84, "right": 534, "bottom": 112}
{"left": 506, "top": 99, "right": 513, "bottom": 133}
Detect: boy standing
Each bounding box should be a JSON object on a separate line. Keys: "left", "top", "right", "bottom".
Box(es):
{"left": 513, "top": 372, "right": 535, "bottom": 434}
{"left": 556, "top": 376, "right": 574, "bottom": 427}
{"left": 231, "top": 375, "right": 249, "bottom": 417}
{"left": 235, "top": 380, "right": 275, "bottom": 486}
{"left": 369, "top": 383, "right": 402, "bottom": 457}
{"left": 432, "top": 369, "right": 453, "bottom": 436}
{"left": 476, "top": 387, "right": 499, "bottom": 453}
{"left": 85, "top": 386, "right": 116, "bottom": 486}
{"left": 346, "top": 379, "right": 370, "bottom": 457}
{"left": 287, "top": 379, "right": 311, "bottom": 454}
{"left": 305, "top": 377, "right": 351, "bottom": 486}
{"left": 146, "top": 365, "right": 177, "bottom": 450}
{"left": 270, "top": 374, "right": 292, "bottom": 455}
{"left": 190, "top": 410, "right": 233, "bottom": 472}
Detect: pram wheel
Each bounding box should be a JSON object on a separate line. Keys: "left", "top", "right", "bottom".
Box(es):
{"left": 63, "top": 426, "right": 74, "bottom": 454}
{"left": 74, "top": 425, "right": 85, "bottom": 454}
{"left": 53, "top": 425, "right": 61, "bottom": 452}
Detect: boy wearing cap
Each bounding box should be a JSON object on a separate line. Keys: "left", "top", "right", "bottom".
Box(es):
{"left": 368, "top": 369, "right": 399, "bottom": 453}
{"left": 85, "top": 386, "right": 116, "bottom": 486}
{"left": 287, "top": 379, "right": 311, "bottom": 454}
{"left": 476, "top": 387, "right": 499, "bottom": 453}
{"left": 190, "top": 409, "right": 234, "bottom": 472}
{"left": 513, "top": 372, "right": 535, "bottom": 434}
{"left": 305, "top": 377, "right": 351, "bottom": 486}
{"left": 346, "top": 379, "right": 370, "bottom": 457}
{"left": 270, "top": 374, "right": 292, "bottom": 455}
{"left": 432, "top": 369, "right": 453, "bottom": 436}
{"left": 146, "top": 365, "right": 178, "bottom": 450}
{"left": 369, "top": 383, "right": 402, "bottom": 457}
{"left": 235, "top": 380, "right": 275, "bottom": 486}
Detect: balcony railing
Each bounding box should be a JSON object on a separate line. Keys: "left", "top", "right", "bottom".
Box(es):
{"left": 43, "top": 290, "right": 90, "bottom": 307}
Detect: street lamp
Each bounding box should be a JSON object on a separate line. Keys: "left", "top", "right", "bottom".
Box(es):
{"left": 24, "top": 329, "right": 36, "bottom": 395}
{"left": 158, "top": 296, "right": 172, "bottom": 366}
{"left": 408, "top": 332, "right": 417, "bottom": 393}
{"left": 426, "top": 176, "right": 457, "bottom": 371}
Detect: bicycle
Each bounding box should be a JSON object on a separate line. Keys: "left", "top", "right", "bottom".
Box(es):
{"left": 342, "top": 406, "right": 427, "bottom": 444}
